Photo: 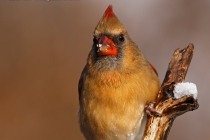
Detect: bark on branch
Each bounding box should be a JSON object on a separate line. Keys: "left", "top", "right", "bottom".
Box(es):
{"left": 142, "top": 44, "right": 199, "bottom": 140}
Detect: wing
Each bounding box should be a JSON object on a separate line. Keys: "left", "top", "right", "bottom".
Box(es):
{"left": 78, "top": 65, "right": 87, "bottom": 101}
{"left": 149, "top": 63, "right": 158, "bottom": 76}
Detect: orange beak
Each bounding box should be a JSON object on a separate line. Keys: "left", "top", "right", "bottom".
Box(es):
{"left": 97, "top": 35, "right": 117, "bottom": 56}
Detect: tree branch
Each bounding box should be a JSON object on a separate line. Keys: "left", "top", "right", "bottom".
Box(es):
{"left": 142, "top": 44, "right": 199, "bottom": 140}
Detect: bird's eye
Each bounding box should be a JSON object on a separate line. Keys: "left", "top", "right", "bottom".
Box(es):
{"left": 93, "top": 36, "right": 98, "bottom": 44}
{"left": 119, "top": 34, "right": 125, "bottom": 42}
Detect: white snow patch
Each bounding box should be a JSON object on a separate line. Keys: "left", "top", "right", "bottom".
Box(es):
{"left": 173, "top": 82, "right": 198, "bottom": 99}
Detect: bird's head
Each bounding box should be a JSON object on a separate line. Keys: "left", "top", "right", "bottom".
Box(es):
{"left": 87, "top": 5, "right": 158, "bottom": 77}
{"left": 88, "top": 5, "right": 138, "bottom": 70}
{"left": 94, "top": 5, "right": 126, "bottom": 57}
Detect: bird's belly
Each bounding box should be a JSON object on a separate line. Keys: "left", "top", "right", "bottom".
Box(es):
{"left": 79, "top": 70, "right": 159, "bottom": 140}
{"left": 80, "top": 93, "right": 145, "bottom": 140}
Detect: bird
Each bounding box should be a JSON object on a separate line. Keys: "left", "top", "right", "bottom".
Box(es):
{"left": 78, "top": 5, "right": 160, "bottom": 140}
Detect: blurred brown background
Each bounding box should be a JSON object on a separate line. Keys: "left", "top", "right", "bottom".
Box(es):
{"left": 0, "top": 0, "right": 209, "bottom": 140}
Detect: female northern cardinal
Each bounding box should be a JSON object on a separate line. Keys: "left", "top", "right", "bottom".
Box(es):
{"left": 78, "top": 5, "right": 160, "bottom": 140}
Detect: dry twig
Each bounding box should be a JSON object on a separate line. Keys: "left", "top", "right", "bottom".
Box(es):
{"left": 142, "top": 44, "right": 199, "bottom": 140}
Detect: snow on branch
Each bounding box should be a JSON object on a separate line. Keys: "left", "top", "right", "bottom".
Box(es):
{"left": 174, "top": 82, "right": 198, "bottom": 99}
